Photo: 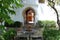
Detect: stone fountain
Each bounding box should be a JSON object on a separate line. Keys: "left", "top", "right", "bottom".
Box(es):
{"left": 15, "top": 9, "right": 43, "bottom": 40}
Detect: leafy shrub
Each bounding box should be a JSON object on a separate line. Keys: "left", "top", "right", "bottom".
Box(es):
{"left": 2, "top": 28, "right": 17, "bottom": 40}
{"left": 43, "top": 29, "right": 60, "bottom": 40}
{"left": 0, "top": 35, "right": 5, "bottom": 40}
{"left": 4, "top": 21, "right": 22, "bottom": 27}
{"left": 4, "top": 22, "right": 14, "bottom": 27}
{"left": 0, "top": 25, "right": 17, "bottom": 40}
{"left": 0, "top": 25, "right": 6, "bottom": 30}
{"left": 0, "top": 25, "right": 6, "bottom": 35}
{"left": 36, "top": 20, "right": 56, "bottom": 28}
{"left": 14, "top": 21, "right": 22, "bottom": 27}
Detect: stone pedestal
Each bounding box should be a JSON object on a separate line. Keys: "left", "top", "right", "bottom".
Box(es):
{"left": 16, "top": 28, "right": 43, "bottom": 40}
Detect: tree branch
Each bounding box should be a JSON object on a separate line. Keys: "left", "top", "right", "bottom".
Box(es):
{"left": 51, "top": 7, "right": 59, "bottom": 23}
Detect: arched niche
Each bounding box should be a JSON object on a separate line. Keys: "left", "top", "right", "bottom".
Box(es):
{"left": 22, "top": 7, "right": 36, "bottom": 24}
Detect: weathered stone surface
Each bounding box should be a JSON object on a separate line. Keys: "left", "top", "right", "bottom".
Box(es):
{"left": 16, "top": 27, "right": 43, "bottom": 40}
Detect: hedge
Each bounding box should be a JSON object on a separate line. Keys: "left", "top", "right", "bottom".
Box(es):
{"left": 36, "top": 20, "right": 56, "bottom": 29}
{"left": 43, "top": 29, "right": 60, "bottom": 40}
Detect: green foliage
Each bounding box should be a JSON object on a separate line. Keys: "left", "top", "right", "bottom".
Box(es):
{"left": 0, "top": 25, "right": 5, "bottom": 30}
{"left": 37, "top": 20, "right": 56, "bottom": 29}
{"left": 4, "top": 21, "right": 22, "bottom": 27}
{"left": 48, "top": 1, "right": 55, "bottom": 7}
{"left": 2, "top": 28, "right": 17, "bottom": 40}
{"left": 0, "top": 28, "right": 17, "bottom": 40}
{"left": 0, "top": 0, "right": 23, "bottom": 24}
{"left": 48, "top": 0, "right": 60, "bottom": 5}
{"left": 0, "top": 1, "right": 23, "bottom": 39}
{"left": 0, "top": 25, "right": 6, "bottom": 35}
{"left": 55, "top": 0, "right": 60, "bottom": 5}
{"left": 43, "top": 29, "right": 60, "bottom": 40}
{"left": 14, "top": 21, "right": 22, "bottom": 27}
{"left": 4, "top": 21, "right": 15, "bottom": 27}
{"left": 0, "top": 35, "right": 5, "bottom": 40}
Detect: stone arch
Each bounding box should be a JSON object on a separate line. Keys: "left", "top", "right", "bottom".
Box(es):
{"left": 22, "top": 7, "right": 36, "bottom": 24}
